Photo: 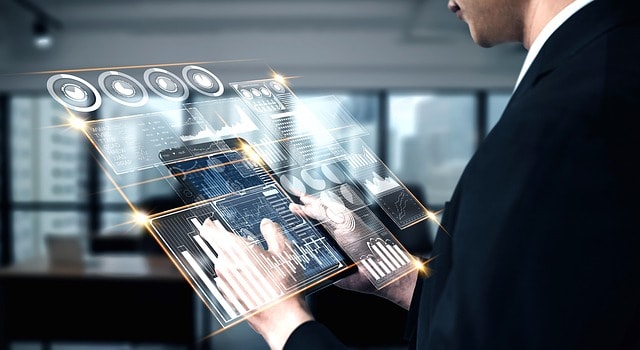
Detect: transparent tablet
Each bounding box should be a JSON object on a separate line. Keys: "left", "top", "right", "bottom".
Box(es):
{"left": 149, "top": 137, "right": 355, "bottom": 328}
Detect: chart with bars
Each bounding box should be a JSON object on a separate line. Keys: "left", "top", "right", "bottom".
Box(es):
{"left": 360, "top": 237, "right": 412, "bottom": 283}
{"left": 149, "top": 144, "right": 351, "bottom": 327}
{"left": 341, "top": 139, "right": 429, "bottom": 230}
{"left": 310, "top": 184, "right": 416, "bottom": 290}
{"left": 150, "top": 194, "right": 349, "bottom": 325}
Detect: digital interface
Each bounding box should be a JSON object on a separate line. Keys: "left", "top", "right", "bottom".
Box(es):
{"left": 151, "top": 142, "right": 351, "bottom": 325}
{"left": 310, "top": 184, "right": 415, "bottom": 289}
{"left": 85, "top": 109, "right": 215, "bottom": 174}
{"left": 230, "top": 78, "right": 346, "bottom": 167}
{"left": 41, "top": 61, "right": 433, "bottom": 331}
{"left": 341, "top": 139, "right": 429, "bottom": 229}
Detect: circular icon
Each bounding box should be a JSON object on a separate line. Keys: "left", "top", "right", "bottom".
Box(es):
{"left": 98, "top": 71, "right": 148, "bottom": 107}
{"left": 240, "top": 89, "right": 253, "bottom": 99}
{"left": 250, "top": 88, "right": 262, "bottom": 97}
{"left": 301, "top": 168, "right": 326, "bottom": 191}
{"left": 260, "top": 86, "right": 272, "bottom": 96}
{"left": 268, "top": 81, "right": 285, "bottom": 92}
{"left": 321, "top": 163, "right": 347, "bottom": 185}
{"left": 143, "top": 68, "right": 189, "bottom": 101}
{"left": 182, "top": 65, "right": 224, "bottom": 97}
{"left": 46, "top": 74, "right": 102, "bottom": 112}
{"left": 280, "top": 174, "right": 306, "bottom": 195}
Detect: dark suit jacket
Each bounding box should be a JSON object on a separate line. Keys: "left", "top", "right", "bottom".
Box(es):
{"left": 285, "top": 1, "right": 640, "bottom": 349}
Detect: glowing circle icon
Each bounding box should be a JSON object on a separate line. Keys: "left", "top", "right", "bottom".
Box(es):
{"left": 268, "top": 81, "right": 284, "bottom": 92}
{"left": 194, "top": 73, "right": 213, "bottom": 88}
{"left": 240, "top": 89, "right": 253, "bottom": 99}
{"left": 143, "top": 68, "right": 189, "bottom": 101}
{"left": 182, "top": 65, "right": 224, "bottom": 97}
{"left": 62, "top": 83, "right": 87, "bottom": 101}
{"left": 156, "top": 77, "right": 178, "bottom": 93}
{"left": 47, "top": 74, "right": 102, "bottom": 112}
{"left": 113, "top": 80, "right": 135, "bottom": 97}
{"left": 98, "top": 71, "right": 148, "bottom": 107}
{"left": 260, "top": 86, "right": 271, "bottom": 96}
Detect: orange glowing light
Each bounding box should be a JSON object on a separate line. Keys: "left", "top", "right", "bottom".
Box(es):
{"left": 242, "top": 144, "right": 262, "bottom": 164}
{"left": 273, "top": 73, "right": 286, "bottom": 84}
{"left": 133, "top": 211, "right": 150, "bottom": 226}
{"left": 68, "top": 116, "right": 86, "bottom": 131}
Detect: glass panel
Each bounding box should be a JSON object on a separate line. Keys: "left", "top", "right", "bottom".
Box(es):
{"left": 297, "top": 92, "right": 379, "bottom": 152}
{"left": 99, "top": 211, "right": 146, "bottom": 236}
{"left": 388, "top": 93, "right": 476, "bottom": 206}
{"left": 12, "top": 210, "right": 88, "bottom": 263}
{"left": 10, "top": 96, "right": 88, "bottom": 202}
{"left": 97, "top": 96, "right": 182, "bottom": 205}
{"left": 487, "top": 92, "right": 512, "bottom": 133}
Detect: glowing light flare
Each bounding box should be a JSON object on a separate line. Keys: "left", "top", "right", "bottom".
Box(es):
{"left": 426, "top": 209, "right": 449, "bottom": 235}
{"left": 416, "top": 256, "right": 436, "bottom": 278}
{"left": 132, "top": 211, "right": 150, "bottom": 226}
{"left": 272, "top": 73, "right": 286, "bottom": 85}
{"left": 68, "top": 116, "right": 87, "bottom": 131}
{"left": 242, "top": 143, "right": 263, "bottom": 165}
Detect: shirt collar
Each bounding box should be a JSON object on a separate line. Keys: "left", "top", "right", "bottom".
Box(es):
{"left": 513, "top": 0, "right": 595, "bottom": 92}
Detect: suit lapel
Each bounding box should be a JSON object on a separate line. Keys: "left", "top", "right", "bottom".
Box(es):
{"left": 508, "top": 0, "right": 628, "bottom": 104}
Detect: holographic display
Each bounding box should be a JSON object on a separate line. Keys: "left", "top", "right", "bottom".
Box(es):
{"left": 41, "top": 61, "right": 434, "bottom": 331}
{"left": 151, "top": 140, "right": 352, "bottom": 326}
{"left": 341, "top": 139, "right": 429, "bottom": 229}
{"left": 84, "top": 109, "right": 215, "bottom": 174}
{"left": 230, "top": 78, "right": 346, "bottom": 167}
{"left": 309, "top": 184, "right": 415, "bottom": 289}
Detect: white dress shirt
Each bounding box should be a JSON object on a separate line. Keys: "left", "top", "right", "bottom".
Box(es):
{"left": 513, "top": 0, "right": 595, "bottom": 91}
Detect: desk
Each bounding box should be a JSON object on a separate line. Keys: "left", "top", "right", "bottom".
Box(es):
{"left": 0, "top": 254, "right": 208, "bottom": 350}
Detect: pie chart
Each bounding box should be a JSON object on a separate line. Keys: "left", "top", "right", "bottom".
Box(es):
{"left": 301, "top": 168, "right": 326, "bottom": 191}
{"left": 279, "top": 174, "right": 306, "bottom": 195}
{"left": 321, "top": 163, "right": 346, "bottom": 185}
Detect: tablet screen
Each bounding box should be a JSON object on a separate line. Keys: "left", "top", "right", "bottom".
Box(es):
{"left": 149, "top": 138, "right": 354, "bottom": 328}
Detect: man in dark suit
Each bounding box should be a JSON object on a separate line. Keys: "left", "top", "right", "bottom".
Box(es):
{"left": 208, "top": 0, "right": 640, "bottom": 348}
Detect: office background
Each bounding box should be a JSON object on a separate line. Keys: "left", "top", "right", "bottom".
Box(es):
{"left": 0, "top": 0, "right": 525, "bottom": 349}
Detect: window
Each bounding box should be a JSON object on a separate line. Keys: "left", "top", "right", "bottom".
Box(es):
{"left": 9, "top": 96, "right": 89, "bottom": 262}
{"left": 387, "top": 93, "right": 477, "bottom": 207}
{"left": 487, "top": 91, "right": 512, "bottom": 133}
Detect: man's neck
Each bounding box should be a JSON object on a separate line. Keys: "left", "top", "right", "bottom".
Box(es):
{"left": 522, "top": 0, "right": 575, "bottom": 49}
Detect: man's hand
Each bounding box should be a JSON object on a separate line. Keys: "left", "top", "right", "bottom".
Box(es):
{"left": 202, "top": 218, "right": 314, "bottom": 350}
{"left": 289, "top": 192, "right": 419, "bottom": 310}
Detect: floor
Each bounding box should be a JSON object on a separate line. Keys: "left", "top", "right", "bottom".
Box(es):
{"left": 10, "top": 343, "right": 408, "bottom": 350}
{"left": 9, "top": 286, "right": 413, "bottom": 350}
{"left": 10, "top": 321, "right": 409, "bottom": 350}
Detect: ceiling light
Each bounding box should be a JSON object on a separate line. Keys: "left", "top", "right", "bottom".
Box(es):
{"left": 33, "top": 19, "right": 53, "bottom": 49}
